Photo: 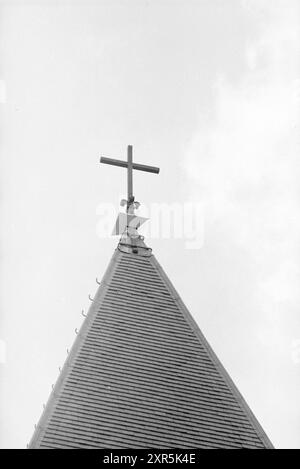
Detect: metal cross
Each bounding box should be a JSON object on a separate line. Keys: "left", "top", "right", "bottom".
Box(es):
{"left": 100, "top": 145, "right": 160, "bottom": 213}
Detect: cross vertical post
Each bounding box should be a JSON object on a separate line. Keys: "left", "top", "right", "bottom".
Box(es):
{"left": 127, "top": 145, "right": 133, "bottom": 212}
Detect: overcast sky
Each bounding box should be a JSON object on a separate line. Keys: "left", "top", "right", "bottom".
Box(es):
{"left": 0, "top": 0, "right": 299, "bottom": 449}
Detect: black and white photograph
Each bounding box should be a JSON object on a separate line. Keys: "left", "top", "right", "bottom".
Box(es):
{"left": 0, "top": 0, "right": 299, "bottom": 451}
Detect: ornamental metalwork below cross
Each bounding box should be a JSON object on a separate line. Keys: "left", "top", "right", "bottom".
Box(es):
{"left": 100, "top": 145, "right": 160, "bottom": 213}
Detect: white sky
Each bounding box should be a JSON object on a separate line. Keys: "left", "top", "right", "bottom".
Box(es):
{"left": 0, "top": 0, "right": 299, "bottom": 449}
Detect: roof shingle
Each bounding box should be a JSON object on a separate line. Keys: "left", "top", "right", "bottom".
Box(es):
{"left": 29, "top": 238, "right": 273, "bottom": 449}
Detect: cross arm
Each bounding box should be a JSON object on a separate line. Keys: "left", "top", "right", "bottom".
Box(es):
{"left": 100, "top": 156, "right": 160, "bottom": 174}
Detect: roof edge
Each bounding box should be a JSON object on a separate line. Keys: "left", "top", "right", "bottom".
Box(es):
{"left": 149, "top": 254, "right": 275, "bottom": 450}
{"left": 28, "top": 248, "right": 122, "bottom": 448}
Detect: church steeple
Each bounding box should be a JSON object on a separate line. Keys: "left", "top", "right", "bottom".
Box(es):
{"left": 28, "top": 147, "right": 273, "bottom": 449}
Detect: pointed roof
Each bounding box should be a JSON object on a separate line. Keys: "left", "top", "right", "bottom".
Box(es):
{"left": 29, "top": 235, "right": 273, "bottom": 449}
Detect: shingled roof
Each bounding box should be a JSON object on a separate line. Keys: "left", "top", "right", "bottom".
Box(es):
{"left": 29, "top": 234, "right": 273, "bottom": 449}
